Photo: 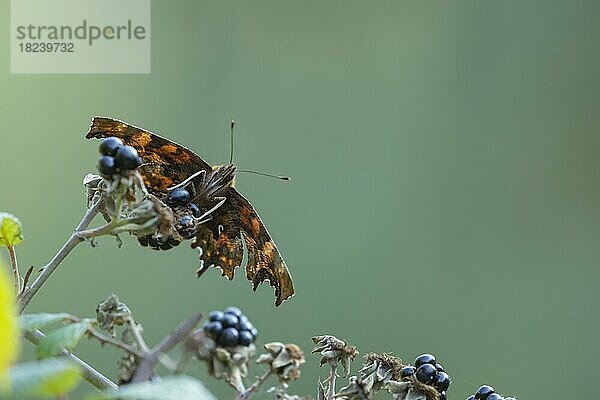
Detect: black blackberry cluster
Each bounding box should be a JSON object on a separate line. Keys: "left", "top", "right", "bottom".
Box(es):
{"left": 136, "top": 187, "right": 203, "bottom": 250}
{"left": 467, "top": 385, "right": 511, "bottom": 400}
{"left": 165, "top": 188, "right": 202, "bottom": 237}
{"left": 202, "top": 307, "right": 258, "bottom": 348}
{"left": 96, "top": 137, "right": 142, "bottom": 179}
{"left": 400, "top": 353, "right": 450, "bottom": 400}
{"left": 137, "top": 235, "right": 181, "bottom": 251}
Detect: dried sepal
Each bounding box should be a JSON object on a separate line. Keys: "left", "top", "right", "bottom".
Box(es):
{"left": 312, "top": 335, "right": 358, "bottom": 377}
{"left": 385, "top": 377, "right": 439, "bottom": 400}
{"left": 257, "top": 342, "right": 305, "bottom": 386}
{"left": 336, "top": 375, "right": 371, "bottom": 400}
{"left": 362, "top": 353, "right": 404, "bottom": 383}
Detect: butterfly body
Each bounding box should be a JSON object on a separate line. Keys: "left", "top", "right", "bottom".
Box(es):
{"left": 86, "top": 117, "right": 294, "bottom": 306}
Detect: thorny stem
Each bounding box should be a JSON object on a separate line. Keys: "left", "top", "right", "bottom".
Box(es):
{"left": 235, "top": 370, "right": 273, "bottom": 400}
{"left": 126, "top": 316, "right": 151, "bottom": 354}
{"left": 25, "top": 329, "right": 118, "bottom": 391}
{"left": 87, "top": 327, "right": 144, "bottom": 358}
{"left": 130, "top": 312, "right": 203, "bottom": 383}
{"left": 7, "top": 245, "right": 20, "bottom": 295}
{"left": 18, "top": 196, "right": 102, "bottom": 313}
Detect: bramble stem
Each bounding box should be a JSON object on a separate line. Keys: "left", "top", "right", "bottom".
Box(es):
{"left": 130, "top": 312, "right": 203, "bottom": 383}
{"left": 235, "top": 370, "right": 273, "bottom": 400}
{"left": 126, "top": 316, "right": 151, "bottom": 354}
{"left": 327, "top": 364, "right": 337, "bottom": 400}
{"left": 18, "top": 197, "right": 102, "bottom": 313}
{"left": 7, "top": 245, "right": 20, "bottom": 295}
{"left": 87, "top": 327, "right": 144, "bottom": 358}
{"left": 25, "top": 329, "right": 118, "bottom": 390}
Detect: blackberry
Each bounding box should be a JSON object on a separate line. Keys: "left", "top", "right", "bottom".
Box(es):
{"left": 203, "top": 321, "right": 223, "bottom": 340}
{"left": 400, "top": 365, "right": 416, "bottom": 379}
{"left": 167, "top": 237, "right": 181, "bottom": 247}
{"left": 167, "top": 188, "right": 191, "bottom": 205}
{"left": 435, "top": 363, "right": 444, "bottom": 372}
{"left": 238, "top": 330, "right": 254, "bottom": 346}
{"left": 433, "top": 371, "right": 451, "bottom": 391}
{"left": 439, "top": 392, "right": 447, "bottom": 400}
{"left": 137, "top": 235, "right": 149, "bottom": 247}
{"left": 414, "top": 354, "right": 436, "bottom": 368}
{"left": 236, "top": 315, "right": 252, "bottom": 330}
{"left": 190, "top": 203, "right": 201, "bottom": 217}
{"left": 250, "top": 326, "right": 258, "bottom": 338}
{"left": 475, "top": 385, "right": 495, "bottom": 400}
{"left": 467, "top": 396, "right": 475, "bottom": 400}
{"left": 208, "top": 311, "right": 225, "bottom": 322}
{"left": 159, "top": 240, "right": 172, "bottom": 251}
{"left": 219, "top": 327, "right": 239, "bottom": 347}
{"left": 115, "top": 145, "right": 142, "bottom": 170}
{"left": 221, "top": 313, "right": 239, "bottom": 328}
{"left": 99, "top": 137, "right": 123, "bottom": 157}
{"left": 415, "top": 364, "right": 437, "bottom": 384}
{"left": 147, "top": 237, "right": 161, "bottom": 250}
{"left": 178, "top": 216, "right": 196, "bottom": 239}
{"left": 98, "top": 156, "right": 117, "bottom": 178}
{"left": 486, "top": 395, "right": 503, "bottom": 400}
{"left": 225, "top": 306, "right": 243, "bottom": 317}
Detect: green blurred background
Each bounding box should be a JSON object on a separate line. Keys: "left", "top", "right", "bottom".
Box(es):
{"left": 1, "top": 1, "right": 599, "bottom": 398}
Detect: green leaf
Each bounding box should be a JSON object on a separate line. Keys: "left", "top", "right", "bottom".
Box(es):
{"left": 0, "top": 213, "right": 23, "bottom": 247}
{"left": 8, "top": 358, "right": 81, "bottom": 398}
{"left": 37, "top": 320, "right": 91, "bottom": 358}
{"left": 19, "top": 313, "right": 76, "bottom": 331}
{"left": 88, "top": 376, "right": 216, "bottom": 400}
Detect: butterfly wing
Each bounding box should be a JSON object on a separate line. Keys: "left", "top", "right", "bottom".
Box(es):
{"left": 86, "top": 117, "right": 212, "bottom": 193}
{"left": 193, "top": 187, "right": 295, "bottom": 306}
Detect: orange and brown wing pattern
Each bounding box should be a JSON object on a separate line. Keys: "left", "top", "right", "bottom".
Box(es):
{"left": 192, "top": 187, "right": 295, "bottom": 306}
{"left": 86, "top": 117, "right": 212, "bottom": 193}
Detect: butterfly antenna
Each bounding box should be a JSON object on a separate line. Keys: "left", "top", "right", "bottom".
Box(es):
{"left": 229, "top": 119, "right": 235, "bottom": 164}
{"left": 228, "top": 119, "right": 291, "bottom": 181}
{"left": 239, "top": 169, "right": 291, "bottom": 181}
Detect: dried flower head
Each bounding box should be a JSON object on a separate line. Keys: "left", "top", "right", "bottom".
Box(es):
{"left": 84, "top": 170, "right": 166, "bottom": 240}
{"left": 312, "top": 335, "right": 358, "bottom": 377}
{"left": 256, "top": 342, "right": 306, "bottom": 386}
{"left": 96, "top": 293, "right": 132, "bottom": 336}
{"left": 191, "top": 328, "right": 256, "bottom": 393}
{"left": 336, "top": 353, "right": 405, "bottom": 400}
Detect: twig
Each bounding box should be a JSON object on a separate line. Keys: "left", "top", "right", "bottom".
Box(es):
{"left": 327, "top": 364, "right": 338, "bottom": 400}
{"left": 126, "top": 316, "right": 151, "bottom": 354}
{"left": 18, "top": 197, "right": 102, "bottom": 313}
{"left": 7, "top": 245, "right": 20, "bottom": 295}
{"left": 87, "top": 327, "right": 144, "bottom": 358}
{"left": 235, "top": 370, "right": 273, "bottom": 400}
{"left": 130, "top": 312, "right": 203, "bottom": 383}
{"left": 25, "top": 329, "right": 118, "bottom": 390}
